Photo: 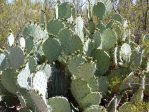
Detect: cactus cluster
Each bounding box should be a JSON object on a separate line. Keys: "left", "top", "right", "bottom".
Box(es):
{"left": 1, "top": 0, "right": 149, "bottom": 112}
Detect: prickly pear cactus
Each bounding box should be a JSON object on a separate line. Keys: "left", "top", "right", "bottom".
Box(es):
{"left": 1, "top": 1, "right": 149, "bottom": 112}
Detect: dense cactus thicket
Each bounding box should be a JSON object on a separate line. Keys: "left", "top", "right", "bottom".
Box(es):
{"left": 1, "top": 0, "right": 149, "bottom": 112}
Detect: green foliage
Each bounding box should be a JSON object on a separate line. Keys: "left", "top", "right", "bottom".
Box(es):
{"left": 100, "top": 29, "right": 117, "bottom": 50}
{"left": 43, "top": 37, "right": 61, "bottom": 62}
{"left": 1, "top": 1, "right": 149, "bottom": 112}
{"left": 48, "top": 96, "right": 71, "bottom": 112}
{"left": 93, "top": 2, "right": 106, "bottom": 20}
{"left": 47, "top": 20, "right": 64, "bottom": 36}
{"left": 58, "top": 2, "right": 75, "bottom": 19}
{"left": 91, "top": 49, "right": 110, "bottom": 75}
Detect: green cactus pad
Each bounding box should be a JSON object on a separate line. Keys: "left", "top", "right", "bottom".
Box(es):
{"left": 87, "top": 20, "right": 95, "bottom": 34}
{"left": 101, "top": 29, "right": 117, "bottom": 50}
{"left": 68, "top": 54, "right": 96, "bottom": 80}
{"left": 29, "top": 56, "right": 36, "bottom": 73}
{"left": 87, "top": 76, "right": 99, "bottom": 92}
{"left": 58, "top": 2, "right": 75, "bottom": 19}
{"left": 1, "top": 69, "right": 18, "bottom": 94}
{"left": 80, "top": 92, "right": 102, "bottom": 108}
{"left": 91, "top": 49, "right": 110, "bottom": 75}
{"left": 0, "top": 53, "right": 9, "bottom": 70}
{"left": 74, "top": 62, "right": 96, "bottom": 81}
{"left": 58, "top": 28, "right": 83, "bottom": 55}
{"left": 68, "top": 54, "right": 86, "bottom": 75}
{"left": 25, "top": 36, "right": 33, "bottom": 53}
{"left": 93, "top": 31, "right": 101, "bottom": 49}
{"left": 30, "top": 91, "right": 50, "bottom": 112}
{"left": 101, "top": 0, "right": 112, "bottom": 16}
{"left": 23, "top": 23, "right": 47, "bottom": 43}
{"left": 97, "top": 22, "right": 106, "bottom": 33}
{"left": 120, "top": 72, "right": 139, "bottom": 91}
{"left": 112, "top": 21, "right": 124, "bottom": 42}
{"left": 48, "top": 96, "right": 71, "bottom": 112}
{"left": 112, "top": 13, "right": 124, "bottom": 24}
{"left": 118, "top": 102, "right": 137, "bottom": 112}
{"left": 106, "top": 21, "right": 113, "bottom": 29}
{"left": 42, "top": 37, "right": 61, "bottom": 62}
{"left": 130, "top": 47, "right": 143, "bottom": 70}
{"left": 84, "top": 105, "right": 107, "bottom": 112}
{"left": 98, "top": 76, "right": 109, "bottom": 96}
{"left": 7, "top": 47, "right": 24, "bottom": 70}
{"left": 47, "top": 19, "right": 64, "bottom": 35}
{"left": 93, "top": 2, "right": 106, "bottom": 20}
{"left": 23, "top": 23, "right": 36, "bottom": 39}
{"left": 108, "top": 67, "right": 131, "bottom": 93}
{"left": 71, "top": 78, "right": 91, "bottom": 101}
{"left": 18, "top": 88, "right": 35, "bottom": 111}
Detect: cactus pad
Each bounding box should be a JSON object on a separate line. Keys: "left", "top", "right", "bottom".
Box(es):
{"left": 100, "top": 29, "right": 117, "bottom": 50}
{"left": 47, "top": 20, "right": 64, "bottom": 35}
{"left": 71, "top": 78, "right": 91, "bottom": 101}
{"left": 84, "top": 105, "right": 107, "bottom": 112}
{"left": 42, "top": 37, "right": 61, "bottom": 62}
{"left": 58, "top": 28, "right": 83, "bottom": 55}
{"left": 8, "top": 47, "right": 24, "bottom": 70}
{"left": 80, "top": 92, "right": 102, "bottom": 108}
{"left": 91, "top": 49, "right": 110, "bottom": 75}
{"left": 1, "top": 69, "right": 18, "bottom": 94}
{"left": 93, "top": 2, "right": 106, "bottom": 20}
{"left": 58, "top": 2, "right": 75, "bottom": 19}
{"left": 48, "top": 96, "right": 71, "bottom": 112}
